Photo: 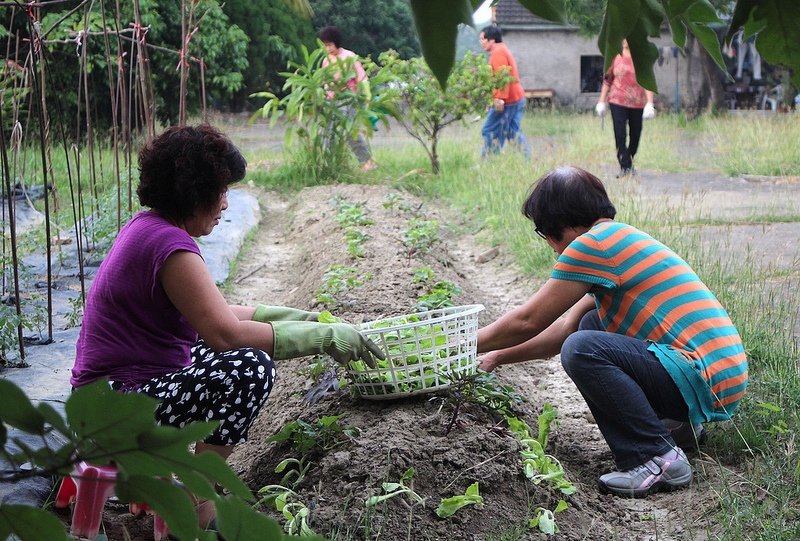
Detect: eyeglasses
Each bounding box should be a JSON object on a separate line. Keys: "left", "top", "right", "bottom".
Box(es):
{"left": 534, "top": 228, "right": 547, "bottom": 240}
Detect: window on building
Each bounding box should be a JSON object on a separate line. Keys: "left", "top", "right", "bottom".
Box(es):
{"left": 581, "top": 55, "right": 605, "bottom": 93}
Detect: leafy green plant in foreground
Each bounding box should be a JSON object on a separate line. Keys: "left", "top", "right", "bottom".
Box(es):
{"left": 266, "top": 414, "right": 359, "bottom": 455}
{"left": 365, "top": 467, "right": 425, "bottom": 509}
{"left": 436, "top": 481, "right": 483, "bottom": 518}
{"left": 502, "top": 404, "right": 575, "bottom": 535}
{"left": 505, "top": 407, "right": 575, "bottom": 497}
{"left": 274, "top": 456, "right": 314, "bottom": 490}
{"left": 529, "top": 500, "right": 569, "bottom": 535}
{"left": 0, "top": 380, "right": 316, "bottom": 541}
{"left": 256, "top": 485, "right": 317, "bottom": 537}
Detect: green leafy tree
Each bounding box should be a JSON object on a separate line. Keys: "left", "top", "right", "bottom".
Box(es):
{"left": 375, "top": 50, "right": 510, "bottom": 174}
{"left": 408, "top": 0, "right": 800, "bottom": 92}
{"left": 8, "top": 0, "right": 249, "bottom": 131}
{"left": 311, "top": 0, "right": 420, "bottom": 60}
{"left": 142, "top": 0, "right": 249, "bottom": 124}
{"left": 223, "top": 1, "right": 317, "bottom": 110}
{"left": 0, "top": 60, "right": 28, "bottom": 131}
{"left": 252, "top": 44, "right": 397, "bottom": 182}
{"left": 563, "top": 0, "right": 605, "bottom": 37}
{"left": 0, "top": 379, "right": 324, "bottom": 540}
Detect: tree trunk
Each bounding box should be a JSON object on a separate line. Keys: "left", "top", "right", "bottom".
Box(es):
{"left": 684, "top": 35, "right": 697, "bottom": 110}
{"left": 700, "top": 47, "right": 727, "bottom": 113}
{"left": 430, "top": 128, "right": 440, "bottom": 174}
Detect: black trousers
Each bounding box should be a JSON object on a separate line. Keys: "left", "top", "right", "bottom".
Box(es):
{"left": 609, "top": 103, "right": 644, "bottom": 170}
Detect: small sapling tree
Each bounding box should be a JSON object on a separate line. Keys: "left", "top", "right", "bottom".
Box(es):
{"left": 374, "top": 50, "right": 512, "bottom": 173}
{"left": 252, "top": 44, "right": 397, "bottom": 182}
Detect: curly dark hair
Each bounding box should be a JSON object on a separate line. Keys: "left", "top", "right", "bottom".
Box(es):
{"left": 137, "top": 124, "right": 246, "bottom": 223}
{"left": 319, "top": 25, "right": 342, "bottom": 48}
{"left": 522, "top": 166, "right": 616, "bottom": 241}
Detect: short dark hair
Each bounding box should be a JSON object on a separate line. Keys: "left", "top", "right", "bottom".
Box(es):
{"left": 522, "top": 166, "right": 616, "bottom": 241}
{"left": 481, "top": 25, "right": 502, "bottom": 43}
{"left": 137, "top": 124, "right": 246, "bottom": 223}
{"left": 319, "top": 25, "right": 342, "bottom": 48}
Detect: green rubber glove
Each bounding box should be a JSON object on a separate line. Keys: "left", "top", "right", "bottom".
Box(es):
{"left": 271, "top": 321, "right": 385, "bottom": 368}
{"left": 253, "top": 305, "right": 321, "bottom": 322}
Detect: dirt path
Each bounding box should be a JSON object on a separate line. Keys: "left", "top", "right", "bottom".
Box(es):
{"left": 222, "top": 185, "right": 720, "bottom": 541}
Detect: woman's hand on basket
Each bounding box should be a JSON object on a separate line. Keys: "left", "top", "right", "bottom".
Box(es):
{"left": 327, "top": 325, "right": 385, "bottom": 368}
{"left": 270, "top": 321, "right": 385, "bottom": 367}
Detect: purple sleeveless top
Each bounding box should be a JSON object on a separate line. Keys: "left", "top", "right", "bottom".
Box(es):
{"left": 71, "top": 211, "right": 201, "bottom": 388}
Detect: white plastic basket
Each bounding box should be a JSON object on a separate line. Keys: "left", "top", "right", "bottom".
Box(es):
{"left": 346, "top": 304, "right": 485, "bottom": 400}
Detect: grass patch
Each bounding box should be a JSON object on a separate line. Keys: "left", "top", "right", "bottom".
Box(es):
{"left": 705, "top": 114, "right": 800, "bottom": 176}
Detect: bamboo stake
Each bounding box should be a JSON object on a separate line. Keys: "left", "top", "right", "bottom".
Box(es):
{"left": 133, "top": 0, "right": 155, "bottom": 138}
{"left": 1, "top": 11, "right": 15, "bottom": 298}
{"left": 199, "top": 57, "right": 207, "bottom": 123}
{"left": 71, "top": 0, "right": 95, "bottom": 304}
{"left": 79, "top": 2, "right": 97, "bottom": 262}
{"left": 27, "top": 6, "right": 54, "bottom": 344}
{"left": 0, "top": 102, "right": 26, "bottom": 363}
{"left": 98, "top": 0, "right": 122, "bottom": 230}
{"left": 179, "top": 0, "right": 187, "bottom": 125}
{"left": 110, "top": 0, "right": 131, "bottom": 213}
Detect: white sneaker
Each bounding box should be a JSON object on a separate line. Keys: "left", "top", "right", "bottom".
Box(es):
{"left": 599, "top": 447, "right": 692, "bottom": 498}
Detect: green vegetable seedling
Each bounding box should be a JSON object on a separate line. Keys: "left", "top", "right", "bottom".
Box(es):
{"left": 529, "top": 500, "right": 568, "bottom": 535}
{"left": 274, "top": 456, "right": 313, "bottom": 490}
{"left": 365, "top": 468, "right": 425, "bottom": 508}
{"left": 435, "top": 482, "right": 483, "bottom": 518}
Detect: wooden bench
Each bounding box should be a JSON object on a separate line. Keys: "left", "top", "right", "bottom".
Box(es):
{"left": 524, "top": 88, "right": 556, "bottom": 111}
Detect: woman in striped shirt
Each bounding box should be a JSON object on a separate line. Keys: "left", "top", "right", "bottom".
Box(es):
{"left": 477, "top": 166, "right": 748, "bottom": 498}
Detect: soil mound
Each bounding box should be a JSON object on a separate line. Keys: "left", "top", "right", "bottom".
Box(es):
{"left": 225, "top": 184, "right": 716, "bottom": 540}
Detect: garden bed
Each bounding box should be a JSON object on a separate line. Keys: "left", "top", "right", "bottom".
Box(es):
{"left": 218, "top": 184, "right": 719, "bottom": 541}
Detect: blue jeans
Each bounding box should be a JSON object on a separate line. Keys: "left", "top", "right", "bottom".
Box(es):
{"left": 480, "top": 98, "right": 531, "bottom": 158}
{"left": 560, "top": 310, "right": 689, "bottom": 469}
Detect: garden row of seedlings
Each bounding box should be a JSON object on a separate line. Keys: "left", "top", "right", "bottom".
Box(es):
{"left": 258, "top": 192, "right": 575, "bottom": 536}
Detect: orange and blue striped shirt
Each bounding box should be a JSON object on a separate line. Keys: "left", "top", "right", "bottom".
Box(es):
{"left": 552, "top": 222, "right": 748, "bottom": 423}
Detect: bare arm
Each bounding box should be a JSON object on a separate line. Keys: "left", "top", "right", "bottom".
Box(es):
{"left": 645, "top": 90, "right": 655, "bottom": 105}
{"left": 599, "top": 82, "right": 610, "bottom": 104}
{"left": 599, "top": 60, "right": 614, "bottom": 104}
{"left": 479, "top": 295, "right": 596, "bottom": 371}
{"left": 477, "top": 278, "right": 592, "bottom": 354}
{"left": 159, "top": 251, "right": 275, "bottom": 354}
{"left": 230, "top": 305, "right": 256, "bottom": 320}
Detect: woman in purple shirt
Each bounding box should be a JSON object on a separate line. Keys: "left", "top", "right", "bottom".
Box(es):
{"left": 71, "top": 124, "right": 382, "bottom": 527}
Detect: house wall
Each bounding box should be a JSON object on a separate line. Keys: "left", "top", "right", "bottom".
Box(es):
{"left": 502, "top": 29, "right": 706, "bottom": 110}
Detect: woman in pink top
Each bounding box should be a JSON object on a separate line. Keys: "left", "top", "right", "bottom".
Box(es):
{"left": 319, "top": 25, "right": 377, "bottom": 172}
{"left": 595, "top": 40, "right": 655, "bottom": 176}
